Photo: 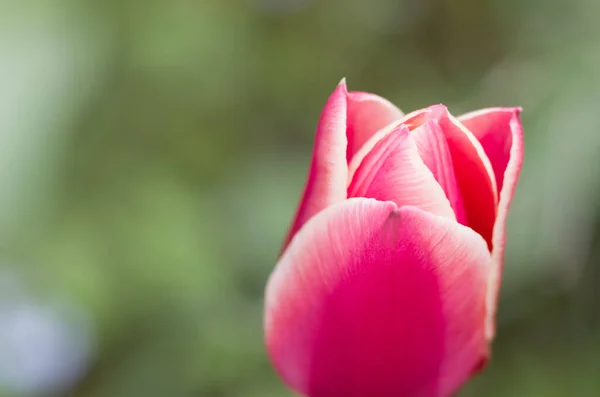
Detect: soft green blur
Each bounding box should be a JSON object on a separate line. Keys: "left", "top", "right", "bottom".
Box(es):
{"left": 0, "top": 1, "right": 599, "bottom": 396}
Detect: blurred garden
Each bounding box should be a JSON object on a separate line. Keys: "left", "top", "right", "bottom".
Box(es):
{"left": 0, "top": 0, "right": 599, "bottom": 396}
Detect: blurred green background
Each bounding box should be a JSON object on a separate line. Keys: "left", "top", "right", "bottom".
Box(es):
{"left": 0, "top": 0, "right": 599, "bottom": 396}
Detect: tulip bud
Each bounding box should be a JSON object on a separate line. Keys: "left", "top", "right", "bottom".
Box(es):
{"left": 265, "top": 80, "right": 523, "bottom": 397}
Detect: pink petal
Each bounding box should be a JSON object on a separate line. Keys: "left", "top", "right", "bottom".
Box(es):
{"left": 402, "top": 105, "right": 498, "bottom": 249}
{"left": 346, "top": 91, "right": 404, "bottom": 162}
{"left": 347, "top": 108, "right": 431, "bottom": 184}
{"left": 265, "top": 198, "right": 491, "bottom": 397}
{"left": 458, "top": 108, "right": 522, "bottom": 193}
{"left": 412, "top": 120, "right": 468, "bottom": 224}
{"left": 283, "top": 80, "right": 349, "bottom": 248}
{"left": 459, "top": 108, "right": 524, "bottom": 339}
{"left": 347, "top": 124, "right": 456, "bottom": 220}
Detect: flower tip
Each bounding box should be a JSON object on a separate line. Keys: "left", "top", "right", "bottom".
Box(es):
{"left": 338, "top": 77, "right": 348, "bottom": 89}
{"left": 428, "top": 103, "right": 448, "bottom": 113}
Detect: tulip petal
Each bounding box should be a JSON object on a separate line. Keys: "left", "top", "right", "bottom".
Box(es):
{"left": 265, "top": 198, "right": 491, "bottom": 397}
{"left": 346, "top": 91, "right": 404, "bottom": 162}
{"left": 347, "top": 125, "right": 456, "bottom": 220}
{"left": 459, "top": 108, "right": 524, "bottom": 339}
{"left": 283, "top": 80, "right": 349, "bottom": 248}
{"left": 402, "top": 105, "right": 498, "bottom": 249}
{"left": 412, "top": 120, "right": 468, "bottom": 224}
{"left": 347, "top": 108, "right": 431, "bottom": 184}
{"left": 458, "top": 108, "right": 522, "bottom": 194}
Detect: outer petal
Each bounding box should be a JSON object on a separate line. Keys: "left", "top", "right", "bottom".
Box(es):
{"left": 458, "top": 108, "right": 522, "bottom": 194}
{"left": 346, "top": 91, "right": 404, "bottom": 162}
{"left": 283, "top": 80, "right": 349, "bottom": 248}
{"left": 265, "top": 198, "right": 491, "bottom": 397}
{"left": 459, "top": 108, "right": 524, "bottom": 339}
{"left": 347, "top": 125, "right": 456, "bottom": 220}
{"left": 403, "top": 105, "right": 498, "bottom": 249}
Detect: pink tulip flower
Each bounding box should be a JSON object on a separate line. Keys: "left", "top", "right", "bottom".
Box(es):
{"left": 264, "top": 79, "right": 524, "bottom": 397}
